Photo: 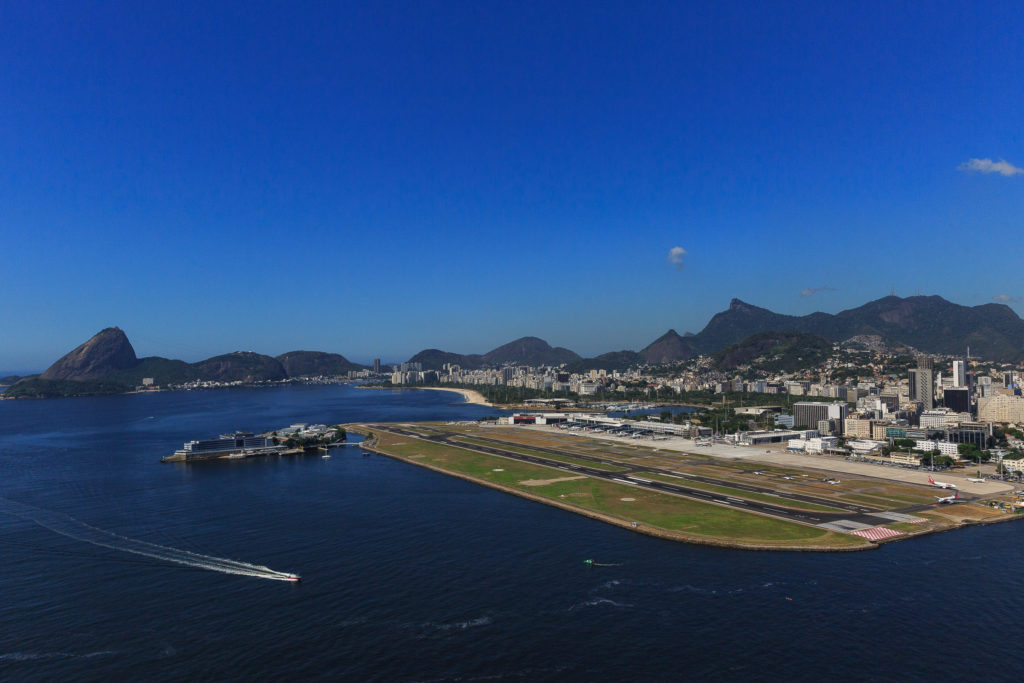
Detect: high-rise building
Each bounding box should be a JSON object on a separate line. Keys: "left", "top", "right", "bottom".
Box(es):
{"left": 373, "top": 358, "right": 381, "bottom": 373}
{"left": 952, "top": 360, "right": 966, "bottom": 388}
{"left": 793, "top": 402, "right": 848, "bottom": 430}
{"left": 943, "top": 387, "right": 970, "bottom": 414}
{"left": 909, "top": 356, "right": 934, "bottom": 409}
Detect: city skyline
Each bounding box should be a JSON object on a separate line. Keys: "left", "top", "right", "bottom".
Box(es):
{"left": 3, "top": 1, "right": 1023, "bottom": 369}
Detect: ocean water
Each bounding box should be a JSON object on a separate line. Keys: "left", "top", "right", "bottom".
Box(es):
{"left": 1, "top": 384, "right": 1022, "bottom": 681}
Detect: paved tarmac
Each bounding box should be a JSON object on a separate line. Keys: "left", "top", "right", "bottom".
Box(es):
{"left": 520, "top": 426, "right": 1014, "bottom": 496}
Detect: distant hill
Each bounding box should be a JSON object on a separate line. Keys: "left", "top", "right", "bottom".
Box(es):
{"left": 193, "top": 352, "right": 287, "bottom": 382}
{"left": 639, "top": 329, "right": 696, "bottom": 364}
{"left": 408, "top": 349, "right": 484, "bottom": 371}
{"left": 685, "top": 295, "right": 1024, "bottom": 361}
{"left": 564, "top": 350, "right": 642, "bottom": 374}
{"left": 107, "top": 357, "right": 197, "bottom": 386}
{"left": 482, "top": 337, "right": 580, "bottom": 366}
{"left": 408, "top": 337, "right": 579, "bottom": 370}
{"left": 714, "top": 331, "right": 833, "bottom": 373}
{"left": 276, "top": 351, "right": 362, "bottom": 377}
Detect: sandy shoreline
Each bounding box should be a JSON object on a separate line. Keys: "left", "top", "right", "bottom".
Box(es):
{"left": 419, "top": 386, "right": 492, "bottom": 407}
{"left": 358, "top": 384, "right": 493, "bottom": 407}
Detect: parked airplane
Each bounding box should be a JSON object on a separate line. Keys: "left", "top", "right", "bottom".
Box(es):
{"left": 967, "top": 477, "right": 986, "bottom": 483}
{"left": 928, "top": 477, "right": 958, "bottom": 490}
{"left": 935, "top": 491, "right": 959, "bottom": 504}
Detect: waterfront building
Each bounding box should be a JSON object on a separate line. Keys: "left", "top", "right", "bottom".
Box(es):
{"left": 174, "top": 432, "right": 279, "bottom": 461}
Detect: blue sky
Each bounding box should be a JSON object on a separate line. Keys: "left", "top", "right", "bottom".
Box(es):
{"left": 2, "top": 1, "right": 1023, "bottom": 370}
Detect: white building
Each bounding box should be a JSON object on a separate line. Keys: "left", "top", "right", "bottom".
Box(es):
{"left": 919, "top": 409, "right": 971, "bottom": 429}
{"left": 952, "top": 360, "right": 966, "bottom": 388}
{"left": 847, "top": 439, "right": 885, "bottom": 454}
{"left": 804, "top": 436, "right": 839, "bottom": 453}
{"left": 913, "top": 439, "right": 959, "bottom": 456}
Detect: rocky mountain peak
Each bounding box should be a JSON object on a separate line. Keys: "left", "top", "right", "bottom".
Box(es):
{"left": 39, "top": 327, "right": 138, "bottom": 382}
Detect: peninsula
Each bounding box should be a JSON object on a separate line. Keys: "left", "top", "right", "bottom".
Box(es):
{"left": 351, "top": 420, "right": 1021, "bottom": 552}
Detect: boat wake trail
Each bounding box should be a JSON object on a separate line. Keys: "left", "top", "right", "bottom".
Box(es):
{"left": 0, "top": 498, "right": 299, "bottom": 582}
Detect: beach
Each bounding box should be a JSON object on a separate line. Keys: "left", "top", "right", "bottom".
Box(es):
{"left": 422, "top": 386, "right": 492, "bottom": 406}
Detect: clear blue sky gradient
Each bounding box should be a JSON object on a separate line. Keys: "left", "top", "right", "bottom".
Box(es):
{"left": 3, "top": 1, "right": 1023, "bottom": 370}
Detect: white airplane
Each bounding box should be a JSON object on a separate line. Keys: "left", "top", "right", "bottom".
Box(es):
{"left": 935, "top": 491, "right": 959, "bottom": 504}
{"left": 967, "top": 477, "right": 986, "bottom": 483}
{"left": 928, "top": 476, "right": 958, "bottom": 490}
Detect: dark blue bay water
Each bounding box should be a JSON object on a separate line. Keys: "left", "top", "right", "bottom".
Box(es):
{"left": 2, "top": 385, "right": 1023, "bottom": 681}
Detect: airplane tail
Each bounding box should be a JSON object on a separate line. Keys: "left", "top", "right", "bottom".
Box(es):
{"left": 928, "top": 477, "right": 935, "bottom": 484}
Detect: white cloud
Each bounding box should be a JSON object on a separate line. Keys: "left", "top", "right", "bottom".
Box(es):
{"left": 958, "top": 158, "right": 1024, "bottom": 176}
{"left": 993, "top": 294, "right": 1022, "bottom": 303}
{"left": 801, "top": 285, "right": 836, "bottom": 297}
{"left": 667, "top": 246, "right": 686, "bottom": 270}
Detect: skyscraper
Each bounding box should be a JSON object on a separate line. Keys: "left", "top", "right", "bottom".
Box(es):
{"left": 943, "top": 387, "right": 970, "bottom": 414}
{"left": 952, "top": 360, "right": 966, "bottom": 388}
{"left": 910, "top": 356, "right": 934, "bottom": 409}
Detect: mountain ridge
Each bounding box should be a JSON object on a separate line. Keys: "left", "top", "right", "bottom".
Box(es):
{"left": 406, "top": 295, "right": 1024, "bottom": 369}
{"left": 8, "top": 293, "right": 1023, "bottom": 398}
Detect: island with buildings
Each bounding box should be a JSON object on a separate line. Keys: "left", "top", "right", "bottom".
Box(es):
{"left": 161, "top": 423, "right": 347, "bottom": 462}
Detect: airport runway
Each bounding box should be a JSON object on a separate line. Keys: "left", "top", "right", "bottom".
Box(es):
{"left": 373, "top": 425, "right": 907, "bottom": 528}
